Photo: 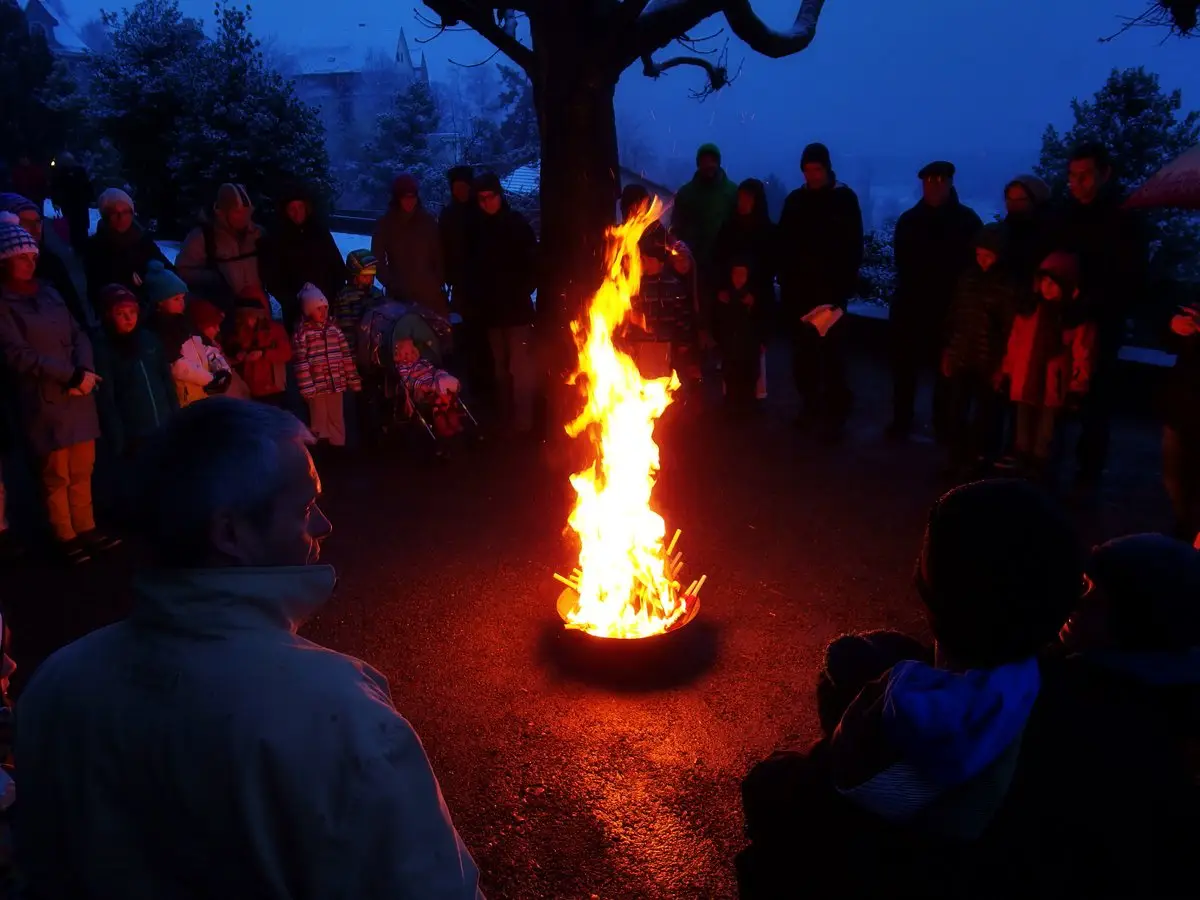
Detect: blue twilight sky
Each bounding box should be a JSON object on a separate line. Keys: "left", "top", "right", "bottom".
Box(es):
{"left": 56, "top": 0, "right": 1200, "bottom": 188}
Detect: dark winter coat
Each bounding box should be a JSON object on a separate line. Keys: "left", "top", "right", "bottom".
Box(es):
{"left": 713, "top": 282, "right": 760, "bottom": 362}
{"left": 1000, "top": 210, "right": 1053, "bottom": 291}
{"left": 712, "top": 180, "right": 777, "bottom": 309}
{"left": 943, "top": 265, "right": 1019, "bottom": 378}
{"left": 37, "top": 246, "right": 92, "bottom": 331}
{"left": 777, "top": 181, "right": 864, "bottom": 314}
{"left": 84, "top": 222, "right": 173, "bottom": 309}
{"left": 461, "top": 204, "right": 537, "bottom": 328}
{"left": 892, "top": 192, "right": 984, "bottom": 337}
{"left": 260, "top": 188, "right": 345, "bottom": 326}
{"left": 737, "top": 652, "right": 1197, "bottom": 900}
{"left": 93, "top": 328, "right": 177, "bottom": 456}
{"left": 175, "top": 215, "right": 265, "bottom": 311}
{"left": 438, "top": 199, "right": 475, "bottom": 293}
{"left": 0, "top": 281, "right": 100, "bottom": 455}
{"left": 372, "top": 203, "right": 446, "bottom": 314}
{"left": 50, "top": 164, "right": 92, "bottom": 217}
{"left": 673, "top": 169, "right": 738, "bottom": 269}
{"left": 630, "top": 270, "right": 698, "bottom": 345}
{"left": 1049, "top": 188, "right": 1147, "bottom": 350}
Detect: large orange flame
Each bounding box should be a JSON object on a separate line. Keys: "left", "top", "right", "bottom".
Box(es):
{"left": 563, "top": 199, "right": 686, "bottom": 639}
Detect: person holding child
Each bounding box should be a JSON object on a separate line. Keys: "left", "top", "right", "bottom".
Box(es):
{"left": 1000, "top": 251, "right": 1096, "bottom": 481}
{"left": 225, "top": 287, "right": 291, "bottom": 406}
{"left": 293, "top": 284, "right": 361, "bottom": 447}
{"left": 940, "top": 224, "right": 1019, "bottom": 475}
{"left": 93, "top": 284, "right": 177, "bottom": 461}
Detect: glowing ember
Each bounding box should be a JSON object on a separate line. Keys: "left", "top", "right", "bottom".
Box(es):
{"left": 554, "top": 199, "right": 706, "bottom": 639}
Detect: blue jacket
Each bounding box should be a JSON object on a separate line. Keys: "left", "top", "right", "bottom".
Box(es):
{"left": 94, "top": 328, "right": 178, "bottom": 455}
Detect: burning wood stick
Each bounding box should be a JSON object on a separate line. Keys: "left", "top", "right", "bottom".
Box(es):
{"left": 666, "top": 529, "right": 682, "bottom": 557}
{"left": 553, "top": 572, "right": 580, "bottom": 592}
{"left": 669, "top": 551, "right": 684, "bottom": 579}
{"left": 684, "top": 579, "right": 698, "bottom": 597}
{"left": 694, "top": 574, "right": 707, "bottom": 596}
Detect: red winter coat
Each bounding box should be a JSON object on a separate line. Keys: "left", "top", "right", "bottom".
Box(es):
{"left": 226, "top": 319, "right": 292, "bottom": 398}
{"left": 1002, "top": 306, "right": 1095, "bottom": 408}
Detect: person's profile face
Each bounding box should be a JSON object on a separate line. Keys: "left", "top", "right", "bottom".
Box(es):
{"left": 1068, "top": 158, "right": 1108, "bottom": 204}
{"left": 237, "top": 443, "right": 331, "bottom": 567}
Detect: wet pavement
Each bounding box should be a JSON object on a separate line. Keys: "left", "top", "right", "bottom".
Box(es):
{"left": 1, "top": 350, "right": 1171, "bottom": 899}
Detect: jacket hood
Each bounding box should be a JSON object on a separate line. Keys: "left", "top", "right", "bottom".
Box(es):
{"left": 131, "top": 565, "right": 338, "bottom": 637}
{"left": 734, "top": 178, "right": 771, "bottom": 226}
{"left": 879, "top": 658, "right": 1040, "bottom": 786}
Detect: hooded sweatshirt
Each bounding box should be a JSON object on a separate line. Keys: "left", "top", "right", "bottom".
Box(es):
{"left": 673, "top": 154, "right": 738, "bottom": 269}
{"left": 372, "top": 181, "right": 447, "bottom": 314}
{"left": 14, "top": 565, "right": 484, "bottom": 900}
{"left": 831, "top": 657, "right": 1041, "bottom": 840}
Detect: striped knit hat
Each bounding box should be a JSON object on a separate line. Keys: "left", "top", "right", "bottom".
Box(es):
{"left": 0, "top": 193, "right": 38, "bottom": 217}
{"left": 215, "top": 183, "right": 253, "bottom": 213}
{"left": 346, "top": 249, "right": 377, "bottom": 277}
{"left": 0, "top": 223, "right": 40, "bottom": 261}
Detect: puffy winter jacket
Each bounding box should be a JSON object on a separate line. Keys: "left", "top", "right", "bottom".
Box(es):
{"left": 943, "top": 266, "right": 1020, "bottom": 378}
{"left": 176, "top": 216, "right": 265, "bottom": 308}
{"left": 293, "top": 321, "right": 361, "bottom": 397}
{"left": 93, "top": 328, "right": 177, "bottom": 455}
{"left": 1002, "top": 307, "right": 1096, "bottom": 408}
{"left": 225, "top": 319, "right": 291, "bottom": 398}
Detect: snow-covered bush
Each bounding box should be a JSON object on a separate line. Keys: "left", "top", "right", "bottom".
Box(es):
{"left": 858, "top": 218, "right": 897, "bottom": 305}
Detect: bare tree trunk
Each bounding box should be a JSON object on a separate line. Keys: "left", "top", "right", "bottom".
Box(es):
{"left": 529, "top": 56, "right": 621, "bottom": 458}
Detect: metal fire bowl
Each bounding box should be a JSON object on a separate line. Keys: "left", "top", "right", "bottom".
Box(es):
{"left": 547, "top": 588, "right": 713, "bottom": 689}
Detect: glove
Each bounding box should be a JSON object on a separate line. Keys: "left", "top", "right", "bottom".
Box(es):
{"left": 204, "top": 369, "right": 233, "bottom": 395}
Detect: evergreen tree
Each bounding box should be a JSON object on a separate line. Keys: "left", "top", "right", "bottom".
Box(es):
{"left": 0, "top": 0, "right": 75, "bottom": 165}
{"left": 87, "top": 0, "right": 331, "bottom": 235}
{"left": 356, "top": 79, "right": 445, "bottom": 207}
{"left": 495, "top": 64, "right": 539, "bottom": 170}
{"left": 1037, "top": 67, "right": 1200, "bottom": 281}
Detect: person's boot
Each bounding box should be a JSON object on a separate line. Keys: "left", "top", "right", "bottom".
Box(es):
{"left": 78, "top": 529, "right": 123, "bottom": 553}
{"left": 51, "top": 538, "right": 92, "bottom": 567}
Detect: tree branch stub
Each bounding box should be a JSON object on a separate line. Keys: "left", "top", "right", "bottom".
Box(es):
{"left": 721, "top": 0, "right": 827, "bottom": 59}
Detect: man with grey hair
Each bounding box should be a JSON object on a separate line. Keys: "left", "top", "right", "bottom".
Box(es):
{"left": 15, "top": 398, "right": 484, "bottom": 898}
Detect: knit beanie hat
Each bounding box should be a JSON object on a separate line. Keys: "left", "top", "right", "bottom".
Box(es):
{"left": 447, "top": 165, "right": 474, "bottom": 187}
{"left": 298, "top": 282, "right": 329, "bottom": 315}
{"left": 215, "top": 183, "right": 253, "bottom": 213}
{"left": 0, "top": 193, "right": 37, "bottom": 217}
{"left": 236, "top": 284, "right": 269, "bottom": 314}
{"left": 1087, "top": 534, "right": 1200, "bottom": 653}
{"left": 100, "top": 283, "right": 139, "bottom": 317}
{"left": 1006, "top": 174, "right": 1050, "bottom": 207}
{"left": 188, "top": 298, "right": 225, "bottom": 332}
{"left": 346, "top": 249, "right": 377, "bottom": 277}
{"left": 97, "top": 188, "right": 135, "bottom": 216}
{"left": 801, "top": 142, "right": 832, "bottom": 172}
{"left": 143, "top": 260, "right": 188, "bottom": 307}
{"left": 473, "top": 171, "right": 503, "bottom": 196}
{"left": 696, "top": 142, "right": 721, "bottom": 164}
{"left": 1037, "top": 251, "right": 1080, "bottom": 297}
{"left": 919, "top": 479, "right": 1082, "bottom": 668}
{"left": 974, "top": 222, "right": 1006, "bottom": 255}
{"left": 0, "top": 222, "right": 40, "bottom": 261}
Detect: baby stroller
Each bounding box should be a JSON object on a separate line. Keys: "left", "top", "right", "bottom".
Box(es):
{"left": 356, "top": 300, "right": 477, "bottom": 451}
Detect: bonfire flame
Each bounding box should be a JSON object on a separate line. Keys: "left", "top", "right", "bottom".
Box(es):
{"left": 555, "top": 199, "right": 704, "bottom": 639}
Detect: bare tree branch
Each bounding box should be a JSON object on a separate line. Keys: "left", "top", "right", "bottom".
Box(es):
{"left": 626, "top": 0, "right": 723, "bottom": 62}
{"left": 640, "top": 47, "right": 736, "bottom": 100}
{"left": 1099, "top": 1, "right": 1197, "bottom": 41}
{"left": 721, "top": 0, "right": 827, "bottom": 58}
{"left": 418, "top": 2, "right": 535, "bottom": 71}
{"left": 450, "top": 47, "right": 503, "bottom": 67}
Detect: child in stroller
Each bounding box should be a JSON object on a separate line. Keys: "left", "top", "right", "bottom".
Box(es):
{"left": 393, "top": 337, "right": 463, "bottom": 438}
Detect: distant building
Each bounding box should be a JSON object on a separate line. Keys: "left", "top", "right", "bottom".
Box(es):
{"left": 22, "top": 0, "right": 89, "bottom": 61}
{"left": 292, "top": 27, "right": 429, "bottom": 140}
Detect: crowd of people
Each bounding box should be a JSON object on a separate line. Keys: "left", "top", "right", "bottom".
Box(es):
{"left": 0, "top": 164, "right": 541, "bottom": 565}
{"left": 0, "top": 136, "right": 1196, "bottom": 895}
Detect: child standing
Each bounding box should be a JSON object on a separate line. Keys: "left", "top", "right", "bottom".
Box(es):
{"left": 93, "top": 284, "right": 177, "bottom": 459}
{"left": 1001, "top": 251, "right": 1095, "bottom": 480}
{"left": 629, "top": 232, "right": 699, "bottom": 384}
{"left": 170, "top": 300, "right": 238, "bottom": 406}
{"left": 225, "top": 287, "right": 291, "bottom": 406}
{"left": 333, "top": 250, "right": 384, "bottom": 351}
{"left": 714, "top": 259, "right": 762, "bottom": 412}
{"left": 293, "top": 283, "right": 361, "bottom": 446}
{"left": 941, "top": 224, "right": 1018, "bottom": 473}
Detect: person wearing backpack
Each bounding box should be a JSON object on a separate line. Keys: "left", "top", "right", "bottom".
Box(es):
{"left": 175, "top": 184, "right": 265, "bottom": 312}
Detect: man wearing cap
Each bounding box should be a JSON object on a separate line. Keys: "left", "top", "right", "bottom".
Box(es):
{"left": 777, "top": 142, "right": 864, "bottom": 438}
{"left": 175, "top": 183, "right": 265, "bottom": 310}
{"left": 674, "top": 143, "right": 738, "bottom": 330}
{"left": 888, "top": 161, "right": 982, "bottom": 440}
